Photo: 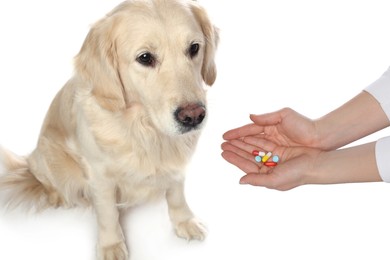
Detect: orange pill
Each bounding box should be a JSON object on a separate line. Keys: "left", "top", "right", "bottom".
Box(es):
{"left": 264, "top": 161, "right": 277, "bottom": 167}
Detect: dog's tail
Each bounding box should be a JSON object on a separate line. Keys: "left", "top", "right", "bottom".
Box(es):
{"left": 0, "top": 147, "right": 62, "bottom": 211}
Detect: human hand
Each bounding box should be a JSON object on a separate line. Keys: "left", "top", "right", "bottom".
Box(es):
{"left": 223, "top": 108, "right": 321, "bottom": 149}
{"left": 221, "top": 136, "right": 322, "bottom": 191}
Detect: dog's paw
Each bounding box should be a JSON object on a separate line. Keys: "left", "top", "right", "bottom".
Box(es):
{"left": 97, "top": 241, "right": 128, "bottom": 260}
{"left": 174, "top": 218, "right": 207, "bottom": 241}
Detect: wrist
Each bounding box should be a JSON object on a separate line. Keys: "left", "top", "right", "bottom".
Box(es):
{"left": 306, "top": 143, "right": 381, "bottom": 185}
{"left": 312, "top": 119, "right": 331, "bottom": 150}
{"left": 313, "top": 116, "right": 346, "bottom": 151}
{"left": 301, "top": 149, "right": 326, "bottom": 185}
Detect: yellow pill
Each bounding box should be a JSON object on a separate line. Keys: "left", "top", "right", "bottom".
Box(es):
{"left": 262, "top": 152, "right": 272, "bottom": 162}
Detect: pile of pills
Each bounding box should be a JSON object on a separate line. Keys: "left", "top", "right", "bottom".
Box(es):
{"left": 252, "top": 150, "right": 279, "bottom": 167}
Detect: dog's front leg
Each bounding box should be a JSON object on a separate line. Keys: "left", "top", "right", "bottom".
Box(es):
{"left": 166, "top": 181, "right": 207, "bottom": 241}
{"left": 93, "top": 184, "right": 128, "bottom": 260}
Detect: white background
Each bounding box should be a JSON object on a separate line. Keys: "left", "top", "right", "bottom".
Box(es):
{"left": 1, "top": 0, "right": 390, "bottom": 259}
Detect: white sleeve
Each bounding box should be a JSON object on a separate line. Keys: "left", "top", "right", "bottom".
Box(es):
{"left": 365, "top": 67, "right": 390, "bottom": 120}
{"left": 365, "top": 67, "right": 390, "bottom": 182}
{"left": 375, "top": 137, "right": 390, "bottom": 182}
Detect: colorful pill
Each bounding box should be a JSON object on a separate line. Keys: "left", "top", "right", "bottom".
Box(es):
{"left": 262, "top": 152, "right": 272, "bottom": 163}
{"left": 255, "top": 155, "right": 262, "bottom": 162}
{"left": 252, "top": 150, "right": 259, "bottom": 156}
{"left": 264, "top": 161, "right": 277, "bottom": 167}
{"left": 259, "top": 151, "right": 266, "bottom": 157}
{"left": 272, "top": 155, "right": 280, "bottom": 163}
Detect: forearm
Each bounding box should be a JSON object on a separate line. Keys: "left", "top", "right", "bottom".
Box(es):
{"left": 306, "top": 142, "right": 382, "bottom": 185}
{"left": 314, "top": 91, "right": 390, "bottom": 150}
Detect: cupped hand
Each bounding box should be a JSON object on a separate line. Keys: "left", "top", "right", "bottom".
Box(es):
{"left": 221, "top": 137, "right": 322, "bottom": 191}
{"left": 223, "top": 108, "right": 320, "bottom": 148}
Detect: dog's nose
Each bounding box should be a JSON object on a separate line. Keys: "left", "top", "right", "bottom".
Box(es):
{"left": 175, "top": 103, "right": 206, "bottom": 130}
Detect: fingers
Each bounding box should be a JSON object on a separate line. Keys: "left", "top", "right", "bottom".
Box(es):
{"left": 242, "top": 136, "right": 278, "bottom": 152}
{"left": 239, "top": 173, "right": 275, "bottom": 187}
{"left": 221, "top": 137, "right": 283, "bottom": 176}
{"left": 223, "top": 123, "right": 265, "bottom": 140}
{"left": 221, "top": 148, "right": 300, "bottom": 191}
{"left": 223, "top": 138, "right": 259, "bottom": 155}
{"left": 239, "top": 168, "right": 298, "bottom": 191}
{"left": 239, "top": 173, "right": 293, "bottom": 191}
{"left": 223, "top": 131, "right": 279, "bottom": 155}
{"left": 250, "top": 107, "right": 299, "bottom": 126}
{"left": 223, "top": 110, "right": 287, "bottom": 140}
{"left": 224, "top": 108, "right": 299, "bottom": 140}
{"left": 221, "top": 142, "right": 259, "bottom": 174}
{"left": 249, "top": 110, "right": 283, "bottom": 126}
{"left": 221, "top": 108, "right": 310, "bottom": 191}
{"left": 222, "top": 140, "right": 308, "bottom": 191}
{"left": 221, "top": 138, "right": 279, "bottom": 161}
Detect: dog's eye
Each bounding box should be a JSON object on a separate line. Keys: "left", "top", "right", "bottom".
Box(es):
{"left": 188, "top": 43, "right": 200, "bottom": 58}
{"left": 137, "top": 52, "right": 156, "bottom": 67}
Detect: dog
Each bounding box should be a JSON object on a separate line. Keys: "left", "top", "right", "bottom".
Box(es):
{"left": 0, "top": 0, "right": 218, "bottom": 259}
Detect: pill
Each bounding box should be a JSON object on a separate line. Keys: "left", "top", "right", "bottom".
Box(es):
{"left": 259, "top": 151, "right": 266, "bottom": 156}
{"left": 252, "top": 150, "right": 259, "bottom": 156}
{"left": 261, "top": 152, "right": 272, "bottom": 162}
{"left": 255, "top": 155, "right": 262, "bottom": 162}
{"left": 272, "top": 155, "right": 280, "bottom": 163}
{"left": 264, "top": 161, "right": 277, "bottom": 167}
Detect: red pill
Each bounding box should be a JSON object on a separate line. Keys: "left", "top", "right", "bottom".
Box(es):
{"left": 264, "top": 161, "right": 277, "bottom": 167}
{"left": 252, "top": 150, "right": 259, "bottom": 156}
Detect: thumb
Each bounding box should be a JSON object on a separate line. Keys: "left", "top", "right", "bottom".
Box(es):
{"left": 250, "top": 111, "right": 282, "bottom": 126}
{"left": 239, "top": 173, "right": 273, "bottom": 187}
{"left": 239, "top": 170, "right": 299, "bottom": 191}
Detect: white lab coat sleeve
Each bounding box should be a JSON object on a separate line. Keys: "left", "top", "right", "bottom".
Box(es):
{"left": 365, "top": 67, "right": 390, "bottom": 120}
{"left": 365, "top": 67, "right": 390, "bottom": 182}
{"left": 375, "top": 136, "right": 390, "bottom": 182}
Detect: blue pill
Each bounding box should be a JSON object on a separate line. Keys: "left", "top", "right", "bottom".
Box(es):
{"left": 255, "top": 156, "right": 262, "bottom": 162}
{"left": 272, "top": 155, "right": 279, "bottom": 163}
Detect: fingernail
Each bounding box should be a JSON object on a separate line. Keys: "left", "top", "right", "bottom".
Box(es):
{"left": 239, "top": 179, "right": 248, "bottom": 185}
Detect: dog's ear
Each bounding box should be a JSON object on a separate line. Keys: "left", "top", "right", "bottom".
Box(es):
{"left": 190, "top": 3, "right": 219, "bottom": 86}
{"left": 75, "top": 15, "right": 126, "bottom": 112}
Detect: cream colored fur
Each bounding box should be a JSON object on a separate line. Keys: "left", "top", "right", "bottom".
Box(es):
{"left": 0, "top": 0, "right": 218, "bottom": 259}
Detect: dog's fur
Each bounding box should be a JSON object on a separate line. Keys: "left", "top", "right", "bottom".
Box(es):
{"left": 0, "top": 0, "right": 218, "bottom": 259}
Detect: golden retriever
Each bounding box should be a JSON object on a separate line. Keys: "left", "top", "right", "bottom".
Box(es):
{"left": 0, "top": 0, "right": 218, "bottom": 259}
